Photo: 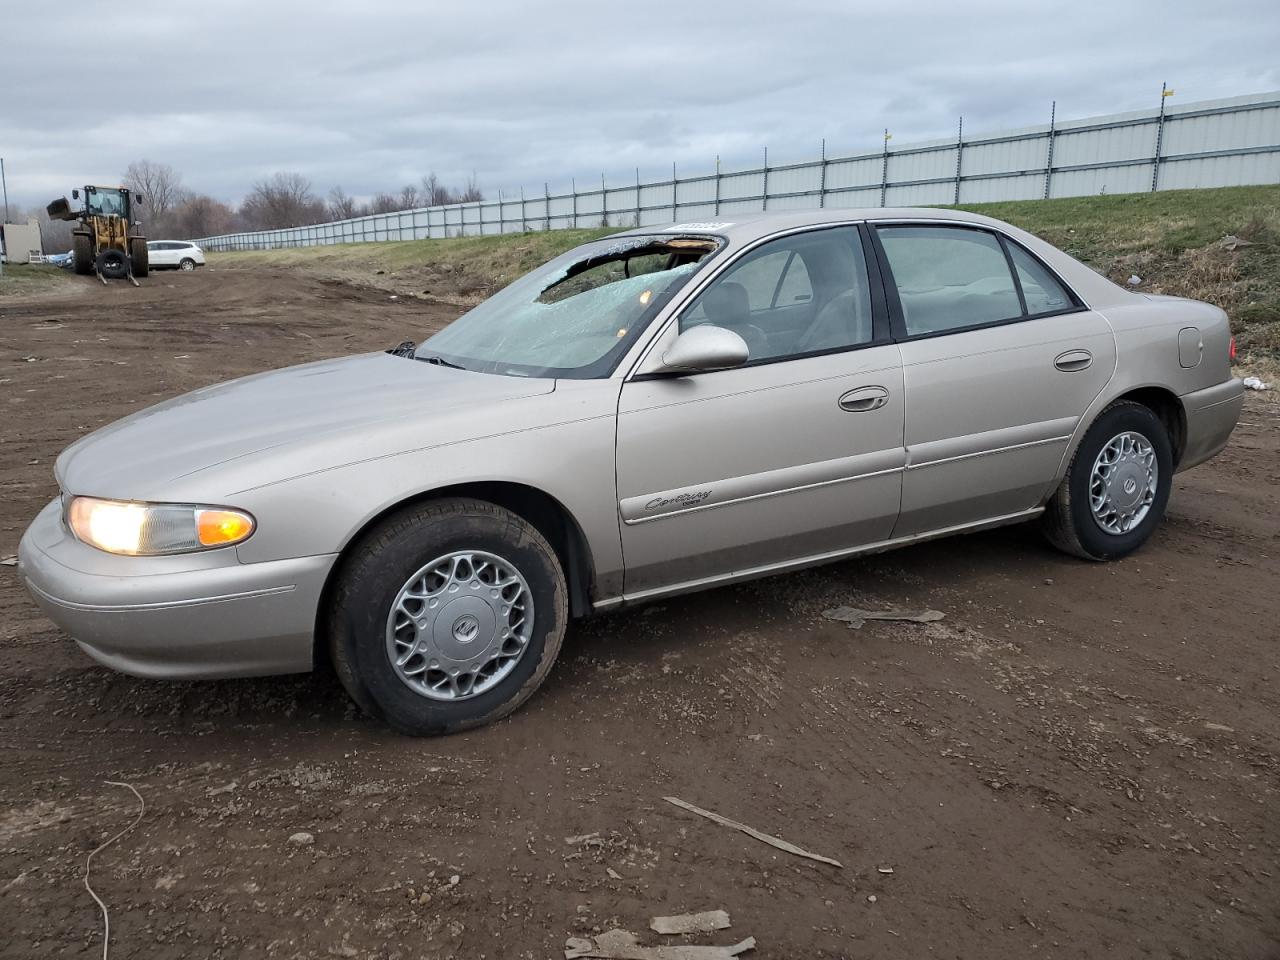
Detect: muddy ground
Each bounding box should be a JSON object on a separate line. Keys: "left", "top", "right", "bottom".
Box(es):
{"left": 1, "top": 264, "right": 1277, "bottom": 959}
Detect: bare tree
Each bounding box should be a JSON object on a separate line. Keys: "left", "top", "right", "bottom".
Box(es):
{"left": 399, "top": 184, "right": 421, "bottom": 209}
{"left": 239, "top": 172, "right": 326, "bottom": 230}
{"left": 421, "top": 172, "right": 455, "bottom": 207}
{"left": 122, "top": 160, "right": 185, "bottom": 232}
{"left": 459, "top": 173, "right": 483, "bottom": 203}
{"left": 29, "top": 206, "right": 75, "bottom": 253}
{"left": 169, "top": 194, "right": 235, "bottom": 240}
{"left": 327, "top": 186, "right": 360, "bottom": 220}
{"left": 369, "top": 192, "right": 400, "bottom": 215}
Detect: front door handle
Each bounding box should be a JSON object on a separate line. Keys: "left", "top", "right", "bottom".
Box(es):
{"left": 1054, "top": 349, "right": 1093, "bottom": 372}
{"left": 838, "top": 385, "right": 890, "bottom": 412}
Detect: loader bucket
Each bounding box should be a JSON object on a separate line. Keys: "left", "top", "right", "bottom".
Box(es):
{"left": 46, "top": 197, "right": 78, "bottom": 221}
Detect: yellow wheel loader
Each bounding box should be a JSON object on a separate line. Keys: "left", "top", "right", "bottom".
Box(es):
{"left": 46, "top": 185, "right": 148, "bottom": 283}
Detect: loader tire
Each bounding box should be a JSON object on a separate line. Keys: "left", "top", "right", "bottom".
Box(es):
{"left": 73, "top": 234, "right": 93, "bottom": 276}
{"left": 95, "top": 249, "right": 129, "bottom": 280}
{"left": 130, "top": 237, "right": 149, "bottom": 278}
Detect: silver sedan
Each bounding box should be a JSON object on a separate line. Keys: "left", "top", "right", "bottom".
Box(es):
{"left": 18, "top": 208, "right": 1244, "bottom": 734}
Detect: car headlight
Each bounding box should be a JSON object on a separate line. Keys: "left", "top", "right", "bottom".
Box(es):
{"left": 66, "top": 497, "right": 255, "bottom": 556}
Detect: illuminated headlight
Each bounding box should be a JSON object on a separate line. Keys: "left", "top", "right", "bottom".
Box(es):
{"left": 66, "top": 497, "right": 256, "bottom": 556}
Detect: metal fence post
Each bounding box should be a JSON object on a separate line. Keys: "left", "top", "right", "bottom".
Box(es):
{"left": 714, "top": 156, "right": 721, "bottom": 216}
{"left": 671, "top": 162, "right": 678, "bottom": 221}
{"left": 819, "top": 139, "right": 828, "bottom": 208}
{"left": 953, "top": 117, "right": 964, "bottom": 205}
{"left": 635, "top": 167, "right": 641, "bottom": 226}
{"left": 544, "top": 183, "right": 551, "bottom": 232}
{"left": 601, "top": 173, "right": 608, "bottom": 227}
{"left": 571, "top": 179, "right": 577, "bottom": 228}
{"left": 761, "top": 147, "right": 769, "bottom": 211}
{"left": 879, "top": 130, "right": 891, "bottom": 207}
{"left": 1043, "top": 102, "right": 1056, "bottom": 200}
{"left": 1152, "top": 82, "right": 1171, "bottom": 191}
{"left": 520, "top": 187, "right": 527, "bottom": 233}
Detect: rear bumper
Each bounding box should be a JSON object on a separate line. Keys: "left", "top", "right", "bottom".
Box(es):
{"left": 1179, "top": 377, "right": 1245, "bottom": 472}
{"left": 17, "top": 499, "right": 334, "bottom": 679}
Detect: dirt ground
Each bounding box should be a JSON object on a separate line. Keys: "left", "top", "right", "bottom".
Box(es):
{"left": 1, "top": 264, "right": 1278, "bottom": 960}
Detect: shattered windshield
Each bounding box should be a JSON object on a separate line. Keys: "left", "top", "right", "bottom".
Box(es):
{"left": 418, "top": 235, "right": 721, "bottom": 378}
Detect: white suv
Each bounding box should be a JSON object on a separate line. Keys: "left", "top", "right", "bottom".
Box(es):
{"left": 146, "top": 240, "right": 206, "bottom": 271}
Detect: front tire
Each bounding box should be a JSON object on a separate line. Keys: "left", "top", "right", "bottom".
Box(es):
{"left": 179, "top": 258, "right": 196, "bottom": 271}
{"left": 1042, "top": 400, "right": 1173, "bottom": 561}
{"left": 72, "top": 234, "right": 93, "bottom": 275}
{"left": 329, "top": 498, "right": 568, "bottom": 735}
{"left": 131, "top": 237, "right": 149, "bottom": 277}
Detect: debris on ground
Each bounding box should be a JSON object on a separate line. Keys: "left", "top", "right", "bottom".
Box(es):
{"left": 662, "top": 796, "right": 842, "bottom": 868}
{"left": 565, "top": 929, "right": 755, "bottom": 959}
{"left": 0, "top": 556, "right": 17, "bottom": 567}
{"left": 287, "top": 831, "right": 314, "bottom": 846}
{"left": 1126, "top": 275, "right": 1142, "bottom": 286}
{"left": 821, "top": 606, "right": 945, "bottom": 630}
{"left": 650, "top": 911, "right": 731, "bottom": 935}
{"left": 1219, "top": 234, "right": 1254, "bottom": 251}
{"left": 1242, "top": 376, "right": 1270, "bottom": 391}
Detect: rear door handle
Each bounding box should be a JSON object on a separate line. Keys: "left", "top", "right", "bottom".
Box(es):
{"left": 1054, "top": 349, "right": 1093, "bottom": 372}
{"left": 838, "top": 385, "right": 890, "bottom": 412}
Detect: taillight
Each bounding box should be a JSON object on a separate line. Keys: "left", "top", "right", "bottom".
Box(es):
{"left": 1229, "top": 335, "right": 1237, "bottom": 362}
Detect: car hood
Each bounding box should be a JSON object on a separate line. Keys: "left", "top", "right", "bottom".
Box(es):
{"left": 56, "top": 353, "right": 555, "bottom": 497}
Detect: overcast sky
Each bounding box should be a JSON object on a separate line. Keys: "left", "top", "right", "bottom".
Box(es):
{"left": 4, "top": 0, "right": 1278, "bottom": 212}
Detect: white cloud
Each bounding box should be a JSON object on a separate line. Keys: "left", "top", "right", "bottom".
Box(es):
{"left": 4, "top": 0, "right": 1277, "bottom": 210}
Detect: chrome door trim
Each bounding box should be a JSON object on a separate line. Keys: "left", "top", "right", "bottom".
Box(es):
{"left": 593, "top": 506, "right": 1044, "bottom": 610}
{"left": 904, "top": 416, "right": 1078, "bottom": 470}
{"left": 905, "top": 435, "right": 1073, "bottom": 471}
{"left": 619, "top": 448, "right": 905, "bottom": 525}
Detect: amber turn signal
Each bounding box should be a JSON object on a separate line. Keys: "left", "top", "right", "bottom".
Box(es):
{"left": 196, "top": 509, "right": 256, "bottom": 547}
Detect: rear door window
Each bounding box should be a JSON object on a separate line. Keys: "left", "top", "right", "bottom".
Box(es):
{"left": 1006, "top": 242, "right": 1074, "bottom": 315}
{"left": 876, "top": 226, "right": 1022, "bottom": 336}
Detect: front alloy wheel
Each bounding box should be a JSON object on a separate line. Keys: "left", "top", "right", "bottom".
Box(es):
{"left": 386, "top": 550, "right": 534, "bottom": 701}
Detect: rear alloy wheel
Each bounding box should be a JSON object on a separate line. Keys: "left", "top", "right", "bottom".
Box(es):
{"left": 1042, "top": 400, "right": 1173, "bottom": 561}
{"left": 179, "top": 258, "right": 196, "bottom": 271}
{"left": 329, "top": 498, "right": 567, "bottom": 735}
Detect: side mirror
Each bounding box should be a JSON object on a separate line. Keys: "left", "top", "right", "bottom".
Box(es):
{"left": 72, "top": 189, "right": 80, "bottom": 199}
{"left": 657, "top": 324, "right": 749, "bottom": 374}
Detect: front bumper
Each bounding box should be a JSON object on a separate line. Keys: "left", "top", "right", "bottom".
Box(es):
{"left": 17, "top": 499, "right": 335, "bottom": 679}
{"left": 1179, "top": 377, "right": 1245, "bottom": 472}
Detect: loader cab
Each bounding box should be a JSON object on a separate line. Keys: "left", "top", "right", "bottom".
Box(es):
{"left": 83, "top": 186, "right": 132, "bottom": 219}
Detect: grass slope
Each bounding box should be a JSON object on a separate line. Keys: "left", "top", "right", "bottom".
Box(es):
{"left": 0, "top": 263, "right": 74, "bottom": 299}
{"left": 211, "top": 184, "right": 1280, "bottom": 371}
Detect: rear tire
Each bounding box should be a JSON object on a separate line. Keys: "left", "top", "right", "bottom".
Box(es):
{"left": 72, "top": 234, "right": 93, "bottom": 275}
{"left": 95, "top": 248, "right": 128, "bottom": 280}
{"left": 329, "top": 498, "right": 568, "bottom": 735}
{"left": 130, "top": 237, "right": 149, "bottom": 277}
{"left": 1042, "top": 400, "right": 1173, "bottom": 561}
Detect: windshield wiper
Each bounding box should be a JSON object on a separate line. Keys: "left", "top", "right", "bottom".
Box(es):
{"left": 415, "top": 354, "right": 467, "bottom": 371}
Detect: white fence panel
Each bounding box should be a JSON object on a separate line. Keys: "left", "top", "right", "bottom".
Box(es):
{"left": 197, "top": 91, "right": 1280, "bottom": 251}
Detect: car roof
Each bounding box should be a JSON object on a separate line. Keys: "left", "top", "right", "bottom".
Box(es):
{"left": 609, "top": 206, "right": 1010, "bottom": 244}
{"left": 610, "top": 205, "right": 1130, "bottom": 308}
